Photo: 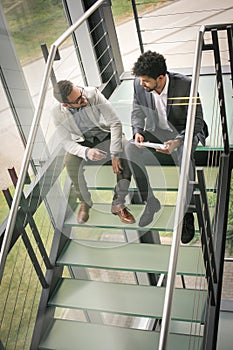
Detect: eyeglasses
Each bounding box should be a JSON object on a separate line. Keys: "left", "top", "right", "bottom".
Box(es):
{"left": 65, "top": 87, "right": 84, "bottom": 105}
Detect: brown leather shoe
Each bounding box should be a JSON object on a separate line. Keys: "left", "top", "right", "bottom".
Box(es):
{"left": 111, "top": 204, "right": 135, "bottom": 224}
{"left": 77, "top": 202, "right": 90, "bottom": 224}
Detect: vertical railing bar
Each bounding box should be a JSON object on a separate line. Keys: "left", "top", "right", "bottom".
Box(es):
{"left": 194, "top": 191, "right": 216, "bottom": 306}
{"left": 226, "top": 25, "right": 233, "bottom": 90}
{"left": 8, "top": 167, "right": 52, "bottom": 269}
{"left": 211, "top": 29, "right": 230, "bottom": 154}
{"left": 131, "top": 0, "right": 144, "bottom": 53}
{"left": 203, "top": 153, "right": 231, "bottom": 349}
{"left": 196, "top": 168, "right": 218, "bottom": 282}
{"left": 158, "top": 26, "right": 205, "bottom": 350}
{"left": 0, "top": 0, "right": 106, "bottom": 283}
{"left": 2, "top": 189, "right": 48, "bottom": 288}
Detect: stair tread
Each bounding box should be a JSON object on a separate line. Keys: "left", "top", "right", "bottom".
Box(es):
{"left": 39, "top": 319, "right": 203, "bottom": 350}
{"left": 49, "top": 278, "right": 206, "bottom": 322}
{"left": 64, "top": 204, "right": 208, "bottom": 232}
{"left": 57, "top": 240, "right": 205, "bottom": 276}
{"left": 65, "top": 204, "right": 178, "bottom": 231}
{"left": 83, "top": 165, "right": 218, "bottom": 190}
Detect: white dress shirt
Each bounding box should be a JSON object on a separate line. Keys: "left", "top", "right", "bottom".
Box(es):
{"left": 152, "top": 74, "right": 173, "bottom": 131}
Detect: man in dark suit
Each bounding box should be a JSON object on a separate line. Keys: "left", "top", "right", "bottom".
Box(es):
{"left": 125, "top": 51, "right": 208, "bottom": 243}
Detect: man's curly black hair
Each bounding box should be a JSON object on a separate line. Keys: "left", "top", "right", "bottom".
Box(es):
{"left": 132, "top": 51, "right": 167, "bottom": 79}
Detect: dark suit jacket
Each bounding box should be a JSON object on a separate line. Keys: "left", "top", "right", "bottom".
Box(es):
{"left": 131, "top": 72, "right": 208, "bottom": 145}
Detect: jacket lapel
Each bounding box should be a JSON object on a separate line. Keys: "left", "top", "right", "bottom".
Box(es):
{"left": 144, "top": 89, "right": 155, "bottom": 110}
{"left": 167, "top": 73, "right": 175, "bottom": 118}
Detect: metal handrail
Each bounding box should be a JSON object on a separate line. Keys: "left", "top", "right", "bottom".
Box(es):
{"left": 158, "top": 26, "right": 205, "bottom": 349}
{"left": 0, "top": 0, "right": 106, "bottom": 283}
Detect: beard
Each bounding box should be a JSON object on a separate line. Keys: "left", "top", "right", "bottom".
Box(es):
{"left": 144, "top": 82, "right": 158, "bottom": 92}
{"left": 144, "top": 86, "right": 153, "bottom": 92}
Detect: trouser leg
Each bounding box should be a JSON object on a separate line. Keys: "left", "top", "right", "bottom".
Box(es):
{"left": 112, "top": 154, "right": 132, "bottom": 206}
{"left": 89, "top": 137, "right": 131, "bottom": 207}
{"left": 65, "top": 136, "right": 133, "bottom": 208}
{"left": 65, "top": 153, "right": 92, "bottom": 207}
{"left": 124, "top": 141, "right": 154, "bottom": 203}
{"left": 177, "top": 136, "right": 198, "bottom": 210}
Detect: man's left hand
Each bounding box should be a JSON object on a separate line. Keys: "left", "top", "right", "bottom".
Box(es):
{"left": 112, "top": 157, "right": 123, "bottom": 174}
{"left": 157, "top": 139, "right": 181, "bottom": 154}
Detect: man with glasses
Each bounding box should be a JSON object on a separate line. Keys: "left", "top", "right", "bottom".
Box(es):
{"left": 125, "top": 51, "right": 208, "bottom": 243}
{"left": 52, "top": 80, "right": 135, "bottom": 224}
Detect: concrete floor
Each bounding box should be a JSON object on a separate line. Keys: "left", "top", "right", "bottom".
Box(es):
{"left": 217, "top": 311, "right": 233, "bottom": 350}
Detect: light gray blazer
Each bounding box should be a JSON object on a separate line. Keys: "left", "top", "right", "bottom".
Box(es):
{"left": 51, "top": 86, "right": 123, "bottom": 159}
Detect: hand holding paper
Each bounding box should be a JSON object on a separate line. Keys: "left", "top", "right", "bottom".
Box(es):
{"left": 131, "top": 140, "right": 168, "bottom": 150}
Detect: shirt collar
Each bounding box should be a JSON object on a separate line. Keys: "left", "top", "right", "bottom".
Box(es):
{"left": 162, "top": 74, "right": 169, "bottom": 95}
{"left": 69, "top": 107, "right": 81, "bottom": 114}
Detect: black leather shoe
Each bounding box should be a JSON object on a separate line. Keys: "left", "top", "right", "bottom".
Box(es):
{"left": 139, "top": 197, "right": 161, "bottom": 227}
{"left": 181, "top": 213, "right": 195, "bottom": 244}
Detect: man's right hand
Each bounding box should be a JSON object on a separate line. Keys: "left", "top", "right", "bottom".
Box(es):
{"left": 134, "top": 133, "right": 144, "bottom": 143}
{"left": 111, "top": 157, "right": 123, "bottom": 174}
{"left": 87, "top": 148, "right": 106, "bottom": 161}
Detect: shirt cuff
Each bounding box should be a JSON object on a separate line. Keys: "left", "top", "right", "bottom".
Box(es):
{"left": 111, "top": 153, "right": 121, "bottom": 159}
{"left": 175, "top": 135, "right": 184, "bottom": 145}
{"left": 85, "top": 147, "right": 90, "bottom": 161}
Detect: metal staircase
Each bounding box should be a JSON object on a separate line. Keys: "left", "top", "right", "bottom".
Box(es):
{"left": 39, "top": 244, "right": 206, "bottom": 349}
{"left": 36, "top": 156, "right": 211, "bottom": 349}
{"left": 0, "top": 1, "right": 232, "bottom": 349}
{"left": 31, "top": 73, "right": 219, "bottom": 348}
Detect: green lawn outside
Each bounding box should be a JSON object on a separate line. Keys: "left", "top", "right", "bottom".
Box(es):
{"left": 0, "top": 199, "right": 53, "bottom": 349}
{"left": 2, "top": 0, "right": 170, "bottom": 64}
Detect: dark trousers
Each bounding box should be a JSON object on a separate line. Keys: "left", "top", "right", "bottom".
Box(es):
{"left": 124, "top": 134, "right": 198, "bottom": 207}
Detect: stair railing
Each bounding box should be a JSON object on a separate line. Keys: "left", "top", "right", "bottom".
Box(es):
{"left": 158, "top": 25, "right": 205, "bottom": 350}
{"left": 0, "top": 0, "right": 106, "bottom": 283}
{"left": 194, "top": 168, "right": 218, "bottom": 306}
{"left": 201, "top": 23, "right": 233, "bottom": 349}
{"left": 159, "top": 23, "right": 232, "bottom": 349}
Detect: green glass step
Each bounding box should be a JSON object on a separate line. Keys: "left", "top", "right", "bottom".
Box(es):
{"left": 83, "top": 165, "right": 218, "bottom": 191}
{"left": 65, "top": 203, "right": 214, "bottom": 232}
{"left": 49, "top": 278, "right": 206, "bottom": 322}
{"left": 65, "top": 204, "right": 197, "bottom": 232}
{"left": 39, "top": 319, "right": 203, "bottom": 350}
{"left": 57, "top": 240, "right": 205, "bottom": 276}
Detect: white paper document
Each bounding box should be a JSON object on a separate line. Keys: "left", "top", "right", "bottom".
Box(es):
{"left": 131, "top": 141, "right": 168, "bottom": 150}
